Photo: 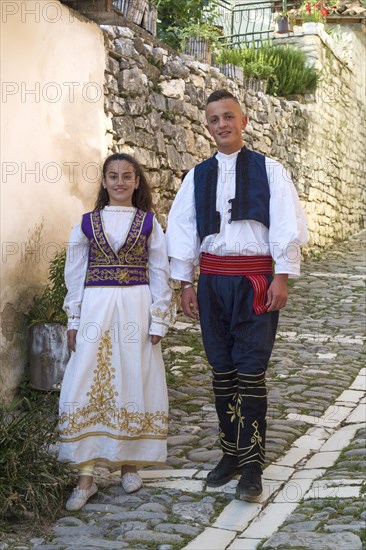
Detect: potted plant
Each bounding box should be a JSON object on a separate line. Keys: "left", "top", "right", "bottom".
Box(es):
{"left": 274, "top": 10, "right": 291, "bottom": 33}
{"left": 299, "top": 0, "right": 335, "bottom": 32}
{"left": 171, "top": 21, "right": 223, "bottom": 64}
{"left": 215, "top": 47, "right": 244, "bottom": 82}
{"left": 27, "top": 249, "right": 69, "bottom": 391}
{"left": 242, "top": 61, "right": 276, "bottom": 93}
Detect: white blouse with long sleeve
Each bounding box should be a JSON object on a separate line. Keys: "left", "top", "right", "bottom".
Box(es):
{"left": 63, "top": 206, "right": 172, "bottom": 336}
{"left": 166, "top": 150, "right": 308, "bottom": 282}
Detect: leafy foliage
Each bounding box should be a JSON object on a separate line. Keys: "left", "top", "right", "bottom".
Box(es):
{"left": 172, "top": 21, "right": 224, "bottom": 51}
{"left": 156, "top": 0, "right": 219, "bottom": 49}
{"left": 216, "top": 43, "right": 319, "bottom": 97}
{"left": 300, "top": 0, "right": 335, "bottom": 22}
{"left": 28, "top": 249, "right": 67, "bottom": 325}
{"left": 0, "top": 394, "right": 73, "bottom": 521}
{"left": 242, "top": 61, "right": 275, "bottom": 80}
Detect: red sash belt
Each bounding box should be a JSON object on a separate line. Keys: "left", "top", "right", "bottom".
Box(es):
{"left": 200, "top": 253, "right": 273, "bottom": 315}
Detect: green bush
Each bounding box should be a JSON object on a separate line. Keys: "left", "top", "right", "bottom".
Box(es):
{"left": 28, "top": 248, "right": 67, "bottom": 326}
{"left": 156, "top": 0, "right": 220, "bottom": 49}
{"left": 215, "top": 46, "right": 243, "bottom": 67}
{"left": 216, "top": 43, "right": 320, "bottom": 97}
{"left": 170, "top": 21, "right": 223, "bottom": 52}
{"left": 0, "top": 394, "right": 73, "bottom": 521}
{"left": 242, "top": 61, "right": 275, "bottom": 81}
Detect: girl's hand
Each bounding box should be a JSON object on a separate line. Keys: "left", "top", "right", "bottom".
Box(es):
{"left": 151, "top": 335, "right": 162, "bottom": 345}
{"left": 67, "top": 329, "right": 78, "bottom": 353}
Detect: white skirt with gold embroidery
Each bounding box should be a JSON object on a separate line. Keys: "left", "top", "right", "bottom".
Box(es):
{"left": 58, "top": 285, "right": 168, "bottom": 470}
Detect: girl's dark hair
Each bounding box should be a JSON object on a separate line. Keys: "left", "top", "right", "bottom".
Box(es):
{"left": 94, "top": 153, "right": 153, "bottom": 212}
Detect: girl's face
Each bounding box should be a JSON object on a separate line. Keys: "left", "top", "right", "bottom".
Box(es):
{"left": 103, "top": 160, "right": 139, "bottom": 206}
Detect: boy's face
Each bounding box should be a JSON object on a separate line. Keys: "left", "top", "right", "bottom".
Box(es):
{"left": 205, "top": 98, "right": 247, "bottom": 154}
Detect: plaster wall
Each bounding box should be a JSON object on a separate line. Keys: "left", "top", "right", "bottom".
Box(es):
{"left": 0, "top": 0, "right": 108, "bottom": 400}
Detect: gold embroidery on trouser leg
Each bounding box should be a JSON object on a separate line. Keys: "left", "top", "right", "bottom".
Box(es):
{"left": 213, "top": 369, "right": 238, "bottom": 455}
{"left": 59, "top": 330, "right": 168, "bottom": 439}
{"left": 236, "top": 372, "right": 267, "bottom": 469}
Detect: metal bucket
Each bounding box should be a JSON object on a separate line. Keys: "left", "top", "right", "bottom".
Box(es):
{"left": 29, "top": 323, "right": 69, "bottom": 391}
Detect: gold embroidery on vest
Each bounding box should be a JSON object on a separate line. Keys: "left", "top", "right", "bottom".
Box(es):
{"left": 85, "top": 210, "right": 150, "bottom": 285}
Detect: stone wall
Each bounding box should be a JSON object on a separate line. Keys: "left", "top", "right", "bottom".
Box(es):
{"left": 275, "top": 24, "right": 366, "bottom": 248}
{"left": 103, "top": 23, "right": 366, "bottom": 249}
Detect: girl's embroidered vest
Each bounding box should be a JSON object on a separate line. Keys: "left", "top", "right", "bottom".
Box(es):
{"left": 194, "top": 147, "right": 270, "bottom": 240}
{"left": 81, "top": 209, "right": 153, "bottom": 287}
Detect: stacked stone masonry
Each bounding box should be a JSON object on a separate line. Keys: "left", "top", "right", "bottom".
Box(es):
{"left": 103, "top": 24, "right": 366, "bottom": 251}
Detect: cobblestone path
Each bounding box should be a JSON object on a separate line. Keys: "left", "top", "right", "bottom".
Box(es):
{"left": 3, "top": 231, "right": 365, "bottom": 550}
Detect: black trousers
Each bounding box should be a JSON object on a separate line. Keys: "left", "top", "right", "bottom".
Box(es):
{"left": 197, "top": 274, "right": 279, "bottom": 470}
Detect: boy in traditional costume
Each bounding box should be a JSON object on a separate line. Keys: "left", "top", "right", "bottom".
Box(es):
{"left": 166, "top": 90, "right": 308, "bottom": 501}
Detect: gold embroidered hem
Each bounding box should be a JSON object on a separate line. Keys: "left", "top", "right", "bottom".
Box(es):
{"left": 60, "top": 458, "right": 168, "bottom": 472}
{"left": 59, "top": 432, "right": 167, "bottom": 443}
{"left": 58, "top": 285, "right": 169, "bottom": 468}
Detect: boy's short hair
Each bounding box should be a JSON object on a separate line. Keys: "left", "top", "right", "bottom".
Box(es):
{"left": 206, "top": 89, "right": 239, "bottom": 105}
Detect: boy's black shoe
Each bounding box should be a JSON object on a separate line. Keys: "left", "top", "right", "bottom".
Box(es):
{"left": 235, "top": 464, "right": 263, "bottom": 502}
{"left": 206, "top": 454, "right": 242, "bottom": 487}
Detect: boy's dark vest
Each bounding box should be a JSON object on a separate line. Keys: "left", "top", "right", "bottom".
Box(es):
{"left": 194, "top": 147, "right": 270, "bottom": 240}
{"left": 81, "top": 208, "right": 153, "bottom": 287}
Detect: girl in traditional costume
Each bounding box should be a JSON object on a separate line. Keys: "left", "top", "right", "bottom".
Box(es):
{"left": 58, "top": 153, "right": 172, "bottom": 511}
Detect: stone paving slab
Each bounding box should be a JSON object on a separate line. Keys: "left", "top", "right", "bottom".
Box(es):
{"left": 273, "top": 478, "right": 314, "bottom": 503}
{"left": 304, "top": 485, "right": 362, "bottom": 499}
{"left": 303, "top": 450, "right": 341, "bottom": 469}
{"left": 240, "top": 502, "right": 299, "bottom": 538}
{"left": 183, "top": 527, "right": 237, "bottom": 549}
{"left": 345, "top": 402, "right": 366, "bottom": 424}
{"left": 139, "top": 469, "right": 198, "bottom": 479}
{"left": 213, "top": 501, "right": 262, "bottom": 531}
{"left": 320, "top": 423, "right": 365, "bottom": 451}
{"left": 228, "top": 538, "right": 262, "bottom": 549}
{"left": 274, "top": 446, "right": 311, "bottom": 466}
{"left": 291, "top": 468, "right": 325, "bottom": 480}
{"left": 143, "top": 479, "right": 204, "bottom": 492}
{"left": 262, "top": 465, "right": 295, "bottom": 481}
{"left": 313, "top": 478, "right": 364, "bottom": 486}
{"left": 262, "top": 531, "right": 363, "bottom": 549}
{"left": 321, "top": 405, "right": 354, "bottom": 428}
{"left": 335, "top": 389, "right": 365, "bottom": 404}
{"left": 350, "top": 375, "right": 366, "bottom": 390}
{"left": 292, "top": 433, "right": 328, "bottom": 451}
{"left": 205, "top": 483, "right": 237, "bottom": 495}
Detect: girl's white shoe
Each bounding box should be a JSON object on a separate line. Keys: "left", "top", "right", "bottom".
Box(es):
{"left": 65, "top": 482, "right": 98, "bottom": 511}
{"left": 121, "top": 472, "right": 143, "bottom": 493}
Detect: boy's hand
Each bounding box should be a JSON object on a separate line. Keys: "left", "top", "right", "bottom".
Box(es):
{"left": 181, "top": 287, "right": 199, "bottom": 319}
{"left": 266, "top": 274, "right": 288, "bottom": 311}
{"left": 151, "top": 335, "right": 162, "bottom": 345}
{"left": 67, "top": 329, "right": 78, "bottom": 353}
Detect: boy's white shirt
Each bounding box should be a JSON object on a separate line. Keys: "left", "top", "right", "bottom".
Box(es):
{"left": 166, "top": 150, "right": 309, "bottom": 282}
